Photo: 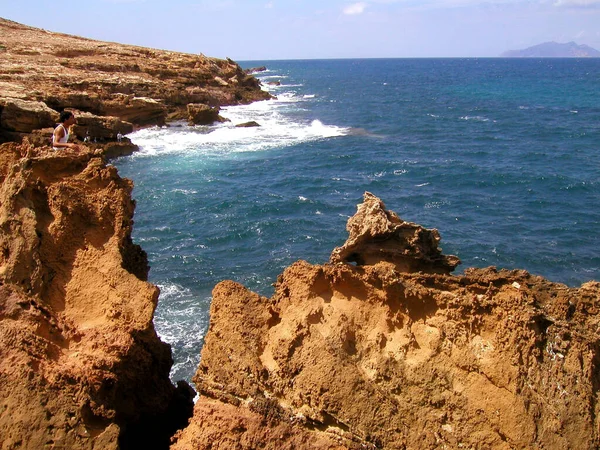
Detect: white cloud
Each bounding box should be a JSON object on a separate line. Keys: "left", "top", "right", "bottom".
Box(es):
{"left": 368, "top": 0, "right": 599, "bottom": 7}
{"left": 554, "top": 0, "right": 600, "bottom": 6}
{"left": 343, "top": 2, "right": 368, "bottom": 14}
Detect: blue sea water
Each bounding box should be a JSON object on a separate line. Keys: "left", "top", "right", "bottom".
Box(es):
{"left": 113, "top": 58, "right": 600, "bottom": 382}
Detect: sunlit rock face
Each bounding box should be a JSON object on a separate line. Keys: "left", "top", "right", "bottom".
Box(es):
{"left": 330, "top": 191, "right": 461, "bottom": 273}
{"left": 174, "top": 192, "right": 600, "bottom": 450}
{"left": 0, "top": 142, "right": 192, "bottom": 449}
{"left": 0, "top": 18, "right": 271, "bottom": 144}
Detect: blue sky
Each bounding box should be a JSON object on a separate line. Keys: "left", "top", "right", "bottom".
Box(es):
{"left": 2, "top": 0, "right": 599, "bottom": 60}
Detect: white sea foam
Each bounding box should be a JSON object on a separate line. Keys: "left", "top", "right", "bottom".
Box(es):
{"left": 154, "top": 282, "right": 209, "bottom": 380}
{"left": 260, "top": 75, "right": 288, "bottom": 80}
{"left": 156, "top": 282, "right": 192, "bottom": 301}
{"left": 128, "top": 94, "right": 349, "bottom": 158}
{"left": 172, "top": 188, "right": 198, "bottom": 195}
{"left": 424, "top": 200, "right": 450, "bottom": 209}
{"left": 460, "top": 115, "right": 490, "bottom": 122}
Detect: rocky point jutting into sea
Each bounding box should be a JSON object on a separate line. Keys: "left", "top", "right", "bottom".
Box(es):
{"left": 1, "top": 18, "right": 599, "bottom": 450}
{"left": 0, "top": 18, "right": 271, "bottom": 149}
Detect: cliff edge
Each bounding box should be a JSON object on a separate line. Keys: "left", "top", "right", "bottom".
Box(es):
{"left": 0, "top": 18, "right": 271, "bottom": 147}
{"left": 0, "top": 141, "right": 193, "bottom": 449}
{"left": 1, "top": 18, "right": 599, "bottom": 449}
{"left": 173, "top": 192, "right": 600, "bottom": 449}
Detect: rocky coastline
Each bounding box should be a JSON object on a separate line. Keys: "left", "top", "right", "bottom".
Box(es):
{"left": 1, "top": 18, "right": 599, "bottom": 450}
{"left": 0, "top": 18, "right": 272, "bottom": 154}
{"left": 173, "top": 193, "right": 600, "bottom": 449}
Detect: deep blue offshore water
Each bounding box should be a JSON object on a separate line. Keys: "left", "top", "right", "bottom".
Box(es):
{"left": 113, "top": 58, "right": 600, "bottom": 382}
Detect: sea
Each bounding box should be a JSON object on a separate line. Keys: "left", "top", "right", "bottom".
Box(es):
{"left": 113, "top": 58, "right": 600, "bottom": 383}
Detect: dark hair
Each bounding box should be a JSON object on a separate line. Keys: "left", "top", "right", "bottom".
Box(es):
{"left": 59, "top": 110, "right": 74, "bottom": 123}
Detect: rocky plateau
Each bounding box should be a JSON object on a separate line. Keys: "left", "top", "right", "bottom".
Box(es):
{"left": 0, "top": 17, "right": 599, "bottom": 450}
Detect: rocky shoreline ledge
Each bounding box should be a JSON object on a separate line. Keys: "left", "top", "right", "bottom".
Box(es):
{"left": 0, "top": 18, "right": 271, "bottom": 153}
{"left": 1, "top": 18, "right": 599, "bottom": 450}
{"left": 177, "top": 193, "right": 599, "bottom": 449}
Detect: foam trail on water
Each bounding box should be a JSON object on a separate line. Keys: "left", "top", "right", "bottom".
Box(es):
{"left": 153, "top": 282, "right": 209, "bottom": 381}
{"left": 128, "top": 94, "right": 349, "bottom": 158}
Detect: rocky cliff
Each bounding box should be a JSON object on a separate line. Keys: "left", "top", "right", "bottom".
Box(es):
{"left": 1, "top": 143, "right": 598, "bottom": 449}
{"left": 1, "top": 17, "right": 599, "bottom": 450}
{"left": 173, "top": 193, "right": 600, "bottom": 449}
{"left": 0, "top": 141, "right": 193, "bottom": 449}
{"left": 0, "top": 18, "right": 271, "bottom": 147}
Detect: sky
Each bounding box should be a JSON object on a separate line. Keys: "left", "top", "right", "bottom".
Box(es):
{"left": 1, "top": 0, "right": 600, "bottom": 60}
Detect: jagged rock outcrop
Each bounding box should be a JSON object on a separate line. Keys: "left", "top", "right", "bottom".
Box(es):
{"left": 0, "top": 141, "right": 193, "bottom": 449}
{"left": 236, "top": 121, "right": 261, "bottom": 128}
{"left": 173, "top": 192, "right": 600, "bottom": 449}
{"left": 71, "top": 111, "right": 134, "bottom": 141}
{"left": 0, "top": 18, "right": 272, "bottom": 144}
{"left": 330, "top": 192, "right": 460, "bottom": 273}
{"left": 245, "top": 66, "right": 268, "bottom": 74}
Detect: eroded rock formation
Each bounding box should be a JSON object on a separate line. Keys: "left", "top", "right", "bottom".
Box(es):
{"left": 173, "top": 192, "right": 600, "bottom": 449}
{"left": 0, "top": 141, "right": 193, "bottom": 449}
{"left": 1, "top": 18, "right": 598, "bottom": 448}
{"left": 330, "top": 192, "right": 460, "bottom": 273}
{"left": 0, "top": 18, "right": 271, "bottom": 144}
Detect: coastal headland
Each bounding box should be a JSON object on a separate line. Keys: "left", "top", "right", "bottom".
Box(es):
{"left": 1, "top": 18, "right": 599, "bottom": 450}
{"left": 0, "top": 18, "right": 271, "bottom": 152}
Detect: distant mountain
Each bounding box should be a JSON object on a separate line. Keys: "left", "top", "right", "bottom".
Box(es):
{"left": 501, "top": 41, "right": 600, "bottom": 57}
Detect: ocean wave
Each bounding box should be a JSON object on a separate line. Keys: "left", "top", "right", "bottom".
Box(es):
{"left": 424, "top": 200, "right": 451, "bottom": 209}
{"left": 172, "top": 188, "right": 198, "bottom": 195}
{"left": 127, "top": 96, "right": 349, "bottom": 158}
{"left": 460, "top": 115, "right": 490, "bottom": 122}
{"left": 259, "top": 74, "right": 288, "bottom": 80}
{"left": 153, "top": 282, "right": 209, "bottom": 380}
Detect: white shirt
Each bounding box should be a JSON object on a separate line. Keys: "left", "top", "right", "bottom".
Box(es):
{"left": 52, "top": 124, "right": 69, "bottom": 150}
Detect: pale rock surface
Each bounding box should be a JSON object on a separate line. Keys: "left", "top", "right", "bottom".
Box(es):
{"left": 0, "top": 98, "right": 59, "bottom": 132}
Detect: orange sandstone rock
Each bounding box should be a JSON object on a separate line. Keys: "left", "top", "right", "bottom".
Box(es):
{"left": 0, "top": 18, "right": 272, "bottom": 144}
{"left": 0, "top": 141, "right": 192, "bottom": 449}
{"left": 330, "top": 192, "right": 460, "bottom": 273}
{"left": 174, "top": 193, "right": 600, "bottom": 449}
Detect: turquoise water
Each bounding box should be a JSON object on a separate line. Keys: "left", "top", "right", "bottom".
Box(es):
{"left": 114, "top": 58, "right": 600, "bottom": 382}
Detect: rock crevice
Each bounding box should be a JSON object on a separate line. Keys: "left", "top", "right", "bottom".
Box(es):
{"left": 0, "top": 142, "right": 193, "bottom": 449}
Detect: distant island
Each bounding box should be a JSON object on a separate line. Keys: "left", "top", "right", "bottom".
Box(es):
{"left": 501, "top": 41, "right": 600, "bottom": 57}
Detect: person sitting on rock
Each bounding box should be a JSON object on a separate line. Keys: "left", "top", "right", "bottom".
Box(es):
{"left": 52, "top": 111, "right": 80, "bottom": 150}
